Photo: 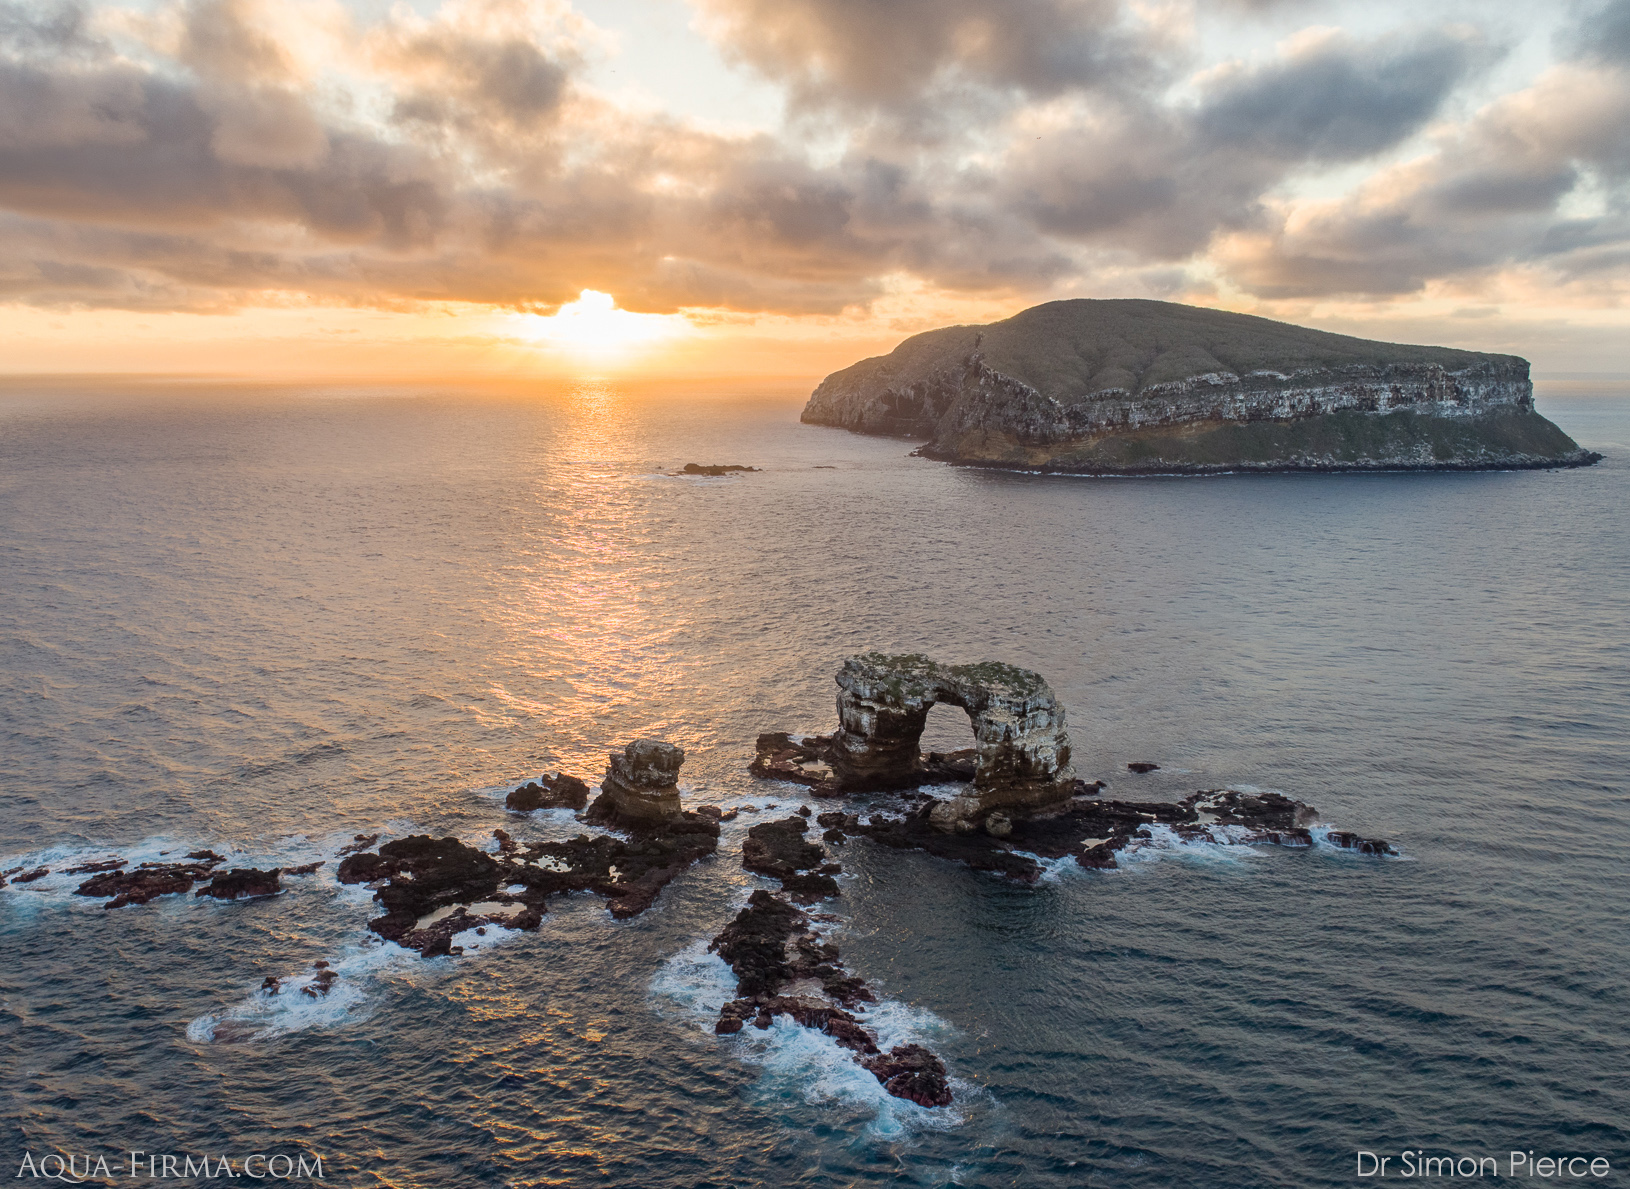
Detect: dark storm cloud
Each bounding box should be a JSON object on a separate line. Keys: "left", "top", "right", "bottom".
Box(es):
{"left": 1197, "top": 31, "right": 1478, "bottom": 162}
{"left": 1219, "top": 11, "right": 1630, "bottom": 298}
{"left": 1001, "top": 31, "right": 1479, "bottom": 260}
{"left": 1567, "top": 0, "right": 1630, "bottom": 65}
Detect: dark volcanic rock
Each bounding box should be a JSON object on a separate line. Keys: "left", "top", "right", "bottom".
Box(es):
{"left": 743, "top": 817, "right": 827, "bottom": 879}
{"left": 1127, "top": 761, "right": 1160, "bottom": 773}
{"left": 75, "top": 860, "right": 219, "bottom": 908}
{"left": 505, "top": 772, "right": 591, "bottom": 812}
{"left": 337, "top": 835, "right": 506, "bottom": 944}
{"left": 64, "top": 858, "right": 128, "bottom": 876}
{"left": 847, "top": 786, "right": 1396, "bottom": 878}
{"left": 680, "top": 463, "right": 759, "bottom": 475}
{"left": 195, "top": 867, "right": 282, "bottom": 900}
{"left": 338, "top": 814, "right": 720, "bottom": 953}
{"left": 1325, "top": 830, "right": 1397, "bottom": 856}
{"left": 861, "top": 1044, "right": 954, "bottom": 1108}
{"left": 284, "top": 861, "right": 324, "bottom": 876}
{"left": 10, "top": 866, "right": 51, "bottom": 884}
{"left": 706, "top": 889, "right": 948, "bottom": 1106}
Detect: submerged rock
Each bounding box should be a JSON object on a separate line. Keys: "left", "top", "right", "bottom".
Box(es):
{"left": 803, "top": 299, "right": 1600, "bottom": 473}
{"left": 1127, "top": 761, "right": 1160, "bottom": 773}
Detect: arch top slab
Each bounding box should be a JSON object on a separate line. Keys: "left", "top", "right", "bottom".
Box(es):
{"left": 828, "top": 652, "right": 1073, "bottom": 812}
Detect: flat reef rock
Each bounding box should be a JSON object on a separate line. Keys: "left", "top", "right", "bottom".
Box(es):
{"left": 802, "top": 299, "right": 1600, "bottom": 473}
{"left": 338, "top": 812, "right": 720, "bottom": 955}
{"left": 74, "top": 856, "right": 225, "bottom": 908}
{"left": 817, "top": 787, "right": 1396, "bottom": 882}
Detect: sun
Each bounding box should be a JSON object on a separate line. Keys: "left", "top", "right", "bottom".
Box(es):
{"left": 512, "top": 290, "right": 690, "bottom": 365}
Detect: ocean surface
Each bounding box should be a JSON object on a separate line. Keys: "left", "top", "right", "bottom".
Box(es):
{"left": 1, "top": 375, "right": 1626, "bottom": 1187}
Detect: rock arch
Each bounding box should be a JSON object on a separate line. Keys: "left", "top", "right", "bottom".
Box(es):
{"left": 827, "top": 653, "right": 1073, "bottom": 813}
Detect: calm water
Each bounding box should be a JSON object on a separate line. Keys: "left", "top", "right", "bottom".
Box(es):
{"left": 1, "top": 376, "right": 1626, "bottom": 1187}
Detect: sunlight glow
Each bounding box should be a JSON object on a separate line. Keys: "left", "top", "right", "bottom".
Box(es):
{"left": 513, "top": 290, "right": 691, "bottom": 366}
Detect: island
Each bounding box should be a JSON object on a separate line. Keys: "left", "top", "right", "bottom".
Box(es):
{"left": 801, "top": 299, "right": 1600, "bottom": 473}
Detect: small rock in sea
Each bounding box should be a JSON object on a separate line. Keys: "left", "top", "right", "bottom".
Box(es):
{"left": 195, "top": 867, "right": 283, "bottom": 900}
{"left": 186, "top": 850, "right": 226, "bottom": 864}
{"left": 284, "top": 861, "right": 324, "bottom": 875}
{"left": 337, "top": 834, "right": 380, "bottom": 857}
{"left": 679, "top": 463, "right": 759, "bottom": 475}
{"left": 505, "top": 773, "right": 591, "bottom": 812}
{"left": 11, "top": 867, "right": 51, "bottom": 884}
{"left": 261, "top": 976, "right": 281, "bottom": 995}
{"left": 1127, "top": 762, "right": 1160, "bottom": 774}
{"left": 64, "top": 858, "right": 128, "bottom": 876}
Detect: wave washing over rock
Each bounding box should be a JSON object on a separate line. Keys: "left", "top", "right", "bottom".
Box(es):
{"left": 801, "top": 299, "right": 1601, "bottom": 473}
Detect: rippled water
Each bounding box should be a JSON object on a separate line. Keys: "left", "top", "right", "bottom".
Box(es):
{"left": 2, "top": 376, "right": 1626, "bottom": 1187}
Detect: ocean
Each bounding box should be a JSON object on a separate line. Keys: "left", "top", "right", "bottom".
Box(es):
{"left": 2, "top": 375, "right": 1626, "bottom": 1187}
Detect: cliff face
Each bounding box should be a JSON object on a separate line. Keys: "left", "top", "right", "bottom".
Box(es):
{"left": 802, "top": 300, "right": 1599, "bottom": 472}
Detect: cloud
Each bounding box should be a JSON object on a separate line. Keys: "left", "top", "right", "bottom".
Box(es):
{"left": 1215, "top": 36, "right": 1630, "bottom": 298}
{"left": 0, "top": 0, "right": 1616, "bottom": 322}
{"left": 1196, "top": 29, "right": 1481, "bottom": 162}
{"left": 690, "top": 0, "right": 1157, "bottom": 128}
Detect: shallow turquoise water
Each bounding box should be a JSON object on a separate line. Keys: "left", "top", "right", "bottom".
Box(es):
{"left": 1, "top": 378, "right": 1626, "bottom": 1186}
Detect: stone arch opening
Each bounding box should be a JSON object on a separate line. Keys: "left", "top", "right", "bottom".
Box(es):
{"left": 919, "top": 700, "right": 977, "bottom": 757}
{"left": 826, "top": 653, "right": 1072, "bottom": 815}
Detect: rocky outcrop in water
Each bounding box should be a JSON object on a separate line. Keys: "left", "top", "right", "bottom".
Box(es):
{"left": 752, "top": 654, "right": 1073, "bottom": 826}
{"left": 679, "top": 463, "right": 759, "bottom": 475}
{"left": 708, "top": 882, "right": 952, "bottom": 1106}
{"left": 506, "top": 773, "right": 591, "bottom": 812}
{"left": 812, "top": 786, "right": 1394, "bottom": 881}
{"left": 802, "top": 299, "right": 1599, "bottom": 473}
{"left": 336, "top": 799, "right": 721, "bottom": 955}
{"left": 74, "top": 856, "right": 224, "bottom": 908}
{"left": 195, "top": 867, "right": 282, "bottom": 900}
{"left": 742, "top": 816, "right": 842, "bottom": 902}
{"left": 586, "top": 739, "right": 686, "bottom": 825}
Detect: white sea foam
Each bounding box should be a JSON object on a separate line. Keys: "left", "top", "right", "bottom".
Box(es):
{"left": 649, "top": 938, "right": 967, "bottom": 1138}
{"left": 186, "top": 942, "right": 408, "bottom": 1044}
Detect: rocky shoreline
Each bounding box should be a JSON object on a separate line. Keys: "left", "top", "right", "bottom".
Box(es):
{"left": 911, "top": 444, "right": 1603, "bottom": 476}
{"left": 5, "top": 653, "right": 1405, "bottom": 1110}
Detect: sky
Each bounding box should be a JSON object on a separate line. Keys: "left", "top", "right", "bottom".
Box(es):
{"left": 2, "top": 0, "right": 1630, "bottom": 378}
